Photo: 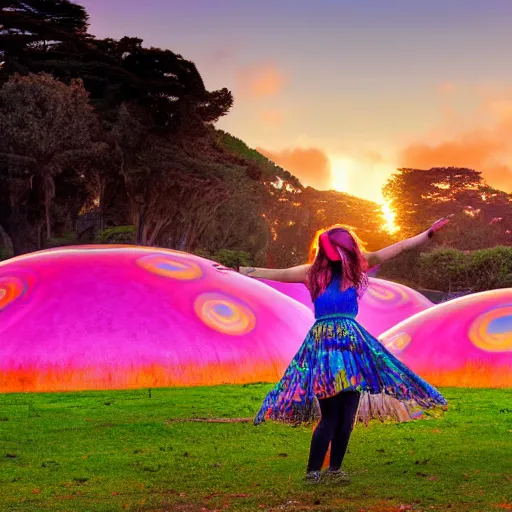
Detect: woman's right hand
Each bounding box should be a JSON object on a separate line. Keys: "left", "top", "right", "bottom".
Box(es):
{"left": 212, "top": 263, "right": 239, "bottom": 273}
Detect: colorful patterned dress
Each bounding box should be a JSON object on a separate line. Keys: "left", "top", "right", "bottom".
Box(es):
{"left": 254, "top": 276, "right": 447, "bottom": 425}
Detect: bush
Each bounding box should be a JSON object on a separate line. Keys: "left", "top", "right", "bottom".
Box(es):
{"left": 45, "top": 233, "right": 81, "bottom": 249}
{"left": 381, "top": 246, "right": 512, "bottom": 293}
{"left": 213, "top": 249, "right": 253, "bottom": 269}
{"left": 96, "top": 226, "right": 135, "bottom": 244}
{"left": 193, "top": 248, "right": 253, "bottom": 269}
{"left": 0, "top": 248, "right": 11, "bottom": 262}
{"left": 418, "top": 248, "right": 468, "bottom": 291}
{"left": 378, "top": 247, "right": 422, "bottom": 284}
{"left": 463, "top": 246, "right": 512, "bottom": 291}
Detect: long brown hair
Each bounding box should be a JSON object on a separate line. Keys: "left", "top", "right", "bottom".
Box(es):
{"left": 307, "top": 225, "right": 369, "bottom": 301}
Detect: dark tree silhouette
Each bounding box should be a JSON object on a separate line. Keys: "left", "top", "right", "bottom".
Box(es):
{"left": 383, "top": 167, "right": 512, "bottom": 248}
{"left": 0, "top": 0, "right": 89, "bottom": 74}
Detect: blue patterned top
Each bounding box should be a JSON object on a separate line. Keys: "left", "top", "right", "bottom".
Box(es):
{"left": 314, "top": 276, "right": 358, "bottom": 320}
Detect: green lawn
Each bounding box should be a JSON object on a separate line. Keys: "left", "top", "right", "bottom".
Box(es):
{"left": 0, "top": 385, "right": 511, "bottom": 512}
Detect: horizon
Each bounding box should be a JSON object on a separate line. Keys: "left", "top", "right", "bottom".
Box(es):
{"left": 82, "top": 0, "right": 512, "bottom": 208}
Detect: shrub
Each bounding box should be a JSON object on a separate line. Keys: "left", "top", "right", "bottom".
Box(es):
{"left": 378, "top": 247, "right": 422, "bottom": 284}
{"left": 463, "top": 246, "right": 512, "bottom": 291}
{"left": 213, "top": 249, "right": 253, "bottom": 269}
{"left": 380, "top": 245, "right": 512, "bottom": 293}
{"left": 96, "top": 226, "right": 135, "bottom": 244}
{"left": 193, "top": 248, "right": 253, "bottom": 269}
{"left": 418, "top": 248, "right": 468, "bottom": 292}
{"left": 45, "top": 233, "right": 81, "bottom": 249}
{"left": 0, "top": 248, "right": 10, "bottom": 262}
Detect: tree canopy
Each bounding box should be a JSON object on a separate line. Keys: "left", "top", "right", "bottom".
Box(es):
{"left": 383, "top": 167, "right": 512, "bottom": 247}
{"left": 1, "top": 1, "right": 510, "bottom": 268}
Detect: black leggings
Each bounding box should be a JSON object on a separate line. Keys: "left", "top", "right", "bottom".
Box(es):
{"left": 307, "top": 391, "right": 361, "bottom": 472}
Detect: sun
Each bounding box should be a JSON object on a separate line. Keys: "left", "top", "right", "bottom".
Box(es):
{"left": 329, "top": 155, "right": 399, "bottom": 234}
{"left": 329, "top": 156, "right": 351, "bottom": 192}
{"left": 382, "top": 201, "right": 399, "bottom": 233}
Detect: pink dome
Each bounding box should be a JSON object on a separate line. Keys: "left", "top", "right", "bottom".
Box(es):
{"left": 258, "top": 279, "right": 313, "bottom": 309}
{"left": 379, "top": 289, "right": 512, "bottom": 387}
{"left": 259, "top": 278, "right": 433, "bottom": 337}
{"left": 359, "top": 278, "right": 434, "bottom": 336}
{"left": 0, "top": 246, "right": 313, "bottom": 393}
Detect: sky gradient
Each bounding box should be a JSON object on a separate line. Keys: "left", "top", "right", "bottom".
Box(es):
{"left": 82, "top": 0, "right": 512, "bottom": 203}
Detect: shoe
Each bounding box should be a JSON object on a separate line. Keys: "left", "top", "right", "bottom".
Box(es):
{"left": 305, "top": 470, "right": 322, "bottom": 483}
{"left": 323, "top": 468, "right": 350, "bottom": 483}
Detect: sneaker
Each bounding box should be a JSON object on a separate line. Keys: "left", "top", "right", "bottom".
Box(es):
{"left": 305, "top": 470, "right": 322, "bottom": 483}
{"left": 323, "top": 468, "right": 350, "bottom": 483}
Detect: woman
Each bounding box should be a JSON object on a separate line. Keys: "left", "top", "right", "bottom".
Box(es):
{"left": 236, "top": 219, "right": 450, "bottom": 483}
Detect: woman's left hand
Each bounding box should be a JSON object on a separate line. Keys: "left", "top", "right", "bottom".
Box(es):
{"left": 428, "top": 215, "right": 453, "bottom": 237}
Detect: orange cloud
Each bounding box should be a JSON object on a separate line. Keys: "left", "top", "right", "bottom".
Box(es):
{"left": 237, "top": 63, "right": 284, "bottom": 99}
{"left": 258, "top": 109, "right": 284, "bottom": 126}
{"left": 437, "top": 81, "right": 455, "bottom": 94}
{"left": 399, "top": 88, "right": 512, "bottom": 193}
{"left": 401, "top": 134, "right": 512, "bottom": 193}
{"left": 401, "top": 131, "right": 503, "bottom": 169}
{"left": 256, "top": 147, "right": 331, "bottom": 189}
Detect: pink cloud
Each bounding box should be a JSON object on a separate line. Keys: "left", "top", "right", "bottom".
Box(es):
{"left": 236, "top": 63, "right": 285, "bottom": 99}
{"left": 258, "top": 109, "right": 284, "bottom": 126}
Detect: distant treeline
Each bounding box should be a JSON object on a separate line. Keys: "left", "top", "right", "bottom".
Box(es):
{"left": 1, "top": 1, "right": 512, "bottom": 284}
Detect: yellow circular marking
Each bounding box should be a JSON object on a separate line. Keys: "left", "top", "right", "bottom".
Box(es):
{"left": 367, "top": 282, "right": 409, "bottom": 306}
{"left": 468, "top": 305, "right": 512, "bottom": 353}
{"left": 382, "top": 332, "right": 412, "bottom": 354}
{"left": 137, "top": 254, "right": 203, "bottom": 281}
{"left": 194, "top": 293, "right": 256, "bottom": 336}
{"left": 0, "top": 277, "right": 26, "bottom": 311}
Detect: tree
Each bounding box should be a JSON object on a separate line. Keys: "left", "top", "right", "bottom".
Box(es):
{"left": 264, "top": 188, "right": 391, "bottom": 266}
{"left": 74, "top": 36, "right": 233, "bottom": 130}
{"left": 213, "top": 130, "right": 394, "bottom": 267}
{"left": 215, "top": 130, "right": 302, "bottom": 187}
{"left": 0, "top": 0, "right": 89, "bottom": 76}
{"left": 433, "top": 210, "right": 512, "bottom": 250}
{"left": 214, "top": 130, "right": 308, "bottom": 266}
{"left": 383, "top": 167, "right": 512, "bottom": 244}
{"left": 1, "top": 2, "right": 235, "bottom": 252}
{"left": 201, "top": 178, "right": 269, "bottom": 261}
{"left": 131, "top": 138, "right": 257, "bottom": 251}
{"left": 1, "top": 1, "right": 234, "bottom": 132}
{"left": 383, "top": 167, "right": 481, "bottom": 235}
{"left": 81, "top": 38, "right": 235, "bottom": 242}
{"left": 0, "top": 72, "right": 98, "bottom": 241}
{"left": 2, "top": 25, "right": 234, "bottom": 132}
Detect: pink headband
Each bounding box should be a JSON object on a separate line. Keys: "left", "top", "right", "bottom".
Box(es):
{"left": 319, "top": 232, "right": 341, "bottom": 261}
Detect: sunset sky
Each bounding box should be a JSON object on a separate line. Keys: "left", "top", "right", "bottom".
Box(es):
{"left": 82, "top": 0, "right": 512, "bottom": 204}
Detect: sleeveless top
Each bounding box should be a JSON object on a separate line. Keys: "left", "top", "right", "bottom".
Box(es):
{"left": 313, "top": 276, "right": 359, "bottom": 320}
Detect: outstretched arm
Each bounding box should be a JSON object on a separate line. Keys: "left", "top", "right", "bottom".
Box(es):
{"left": 238, "top": 264, "right": 311, "bottom": 283}
{"left": 364, "top": 231, "right": 430, "bottom": 267}
{"left": 364, "top": 217, "right": 451, "bottom": 267}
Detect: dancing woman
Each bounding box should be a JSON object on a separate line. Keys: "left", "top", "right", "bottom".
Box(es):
{"left": 237, "top": 219, "right": 450, "bottom": 483}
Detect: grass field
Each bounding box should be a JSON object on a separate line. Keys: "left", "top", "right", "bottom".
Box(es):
{"left": 0, "top": 385, "right": 511, "bottom": 512}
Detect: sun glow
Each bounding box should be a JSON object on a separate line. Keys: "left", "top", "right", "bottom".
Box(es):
{"left": 382, "top": 201, "right": 399, "bottom": 233}
{"left": 329, "top": 155, "right": 399, "bottom": 234}
{"left": 329, "top": 157, "right": 351, "bottom": 192}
